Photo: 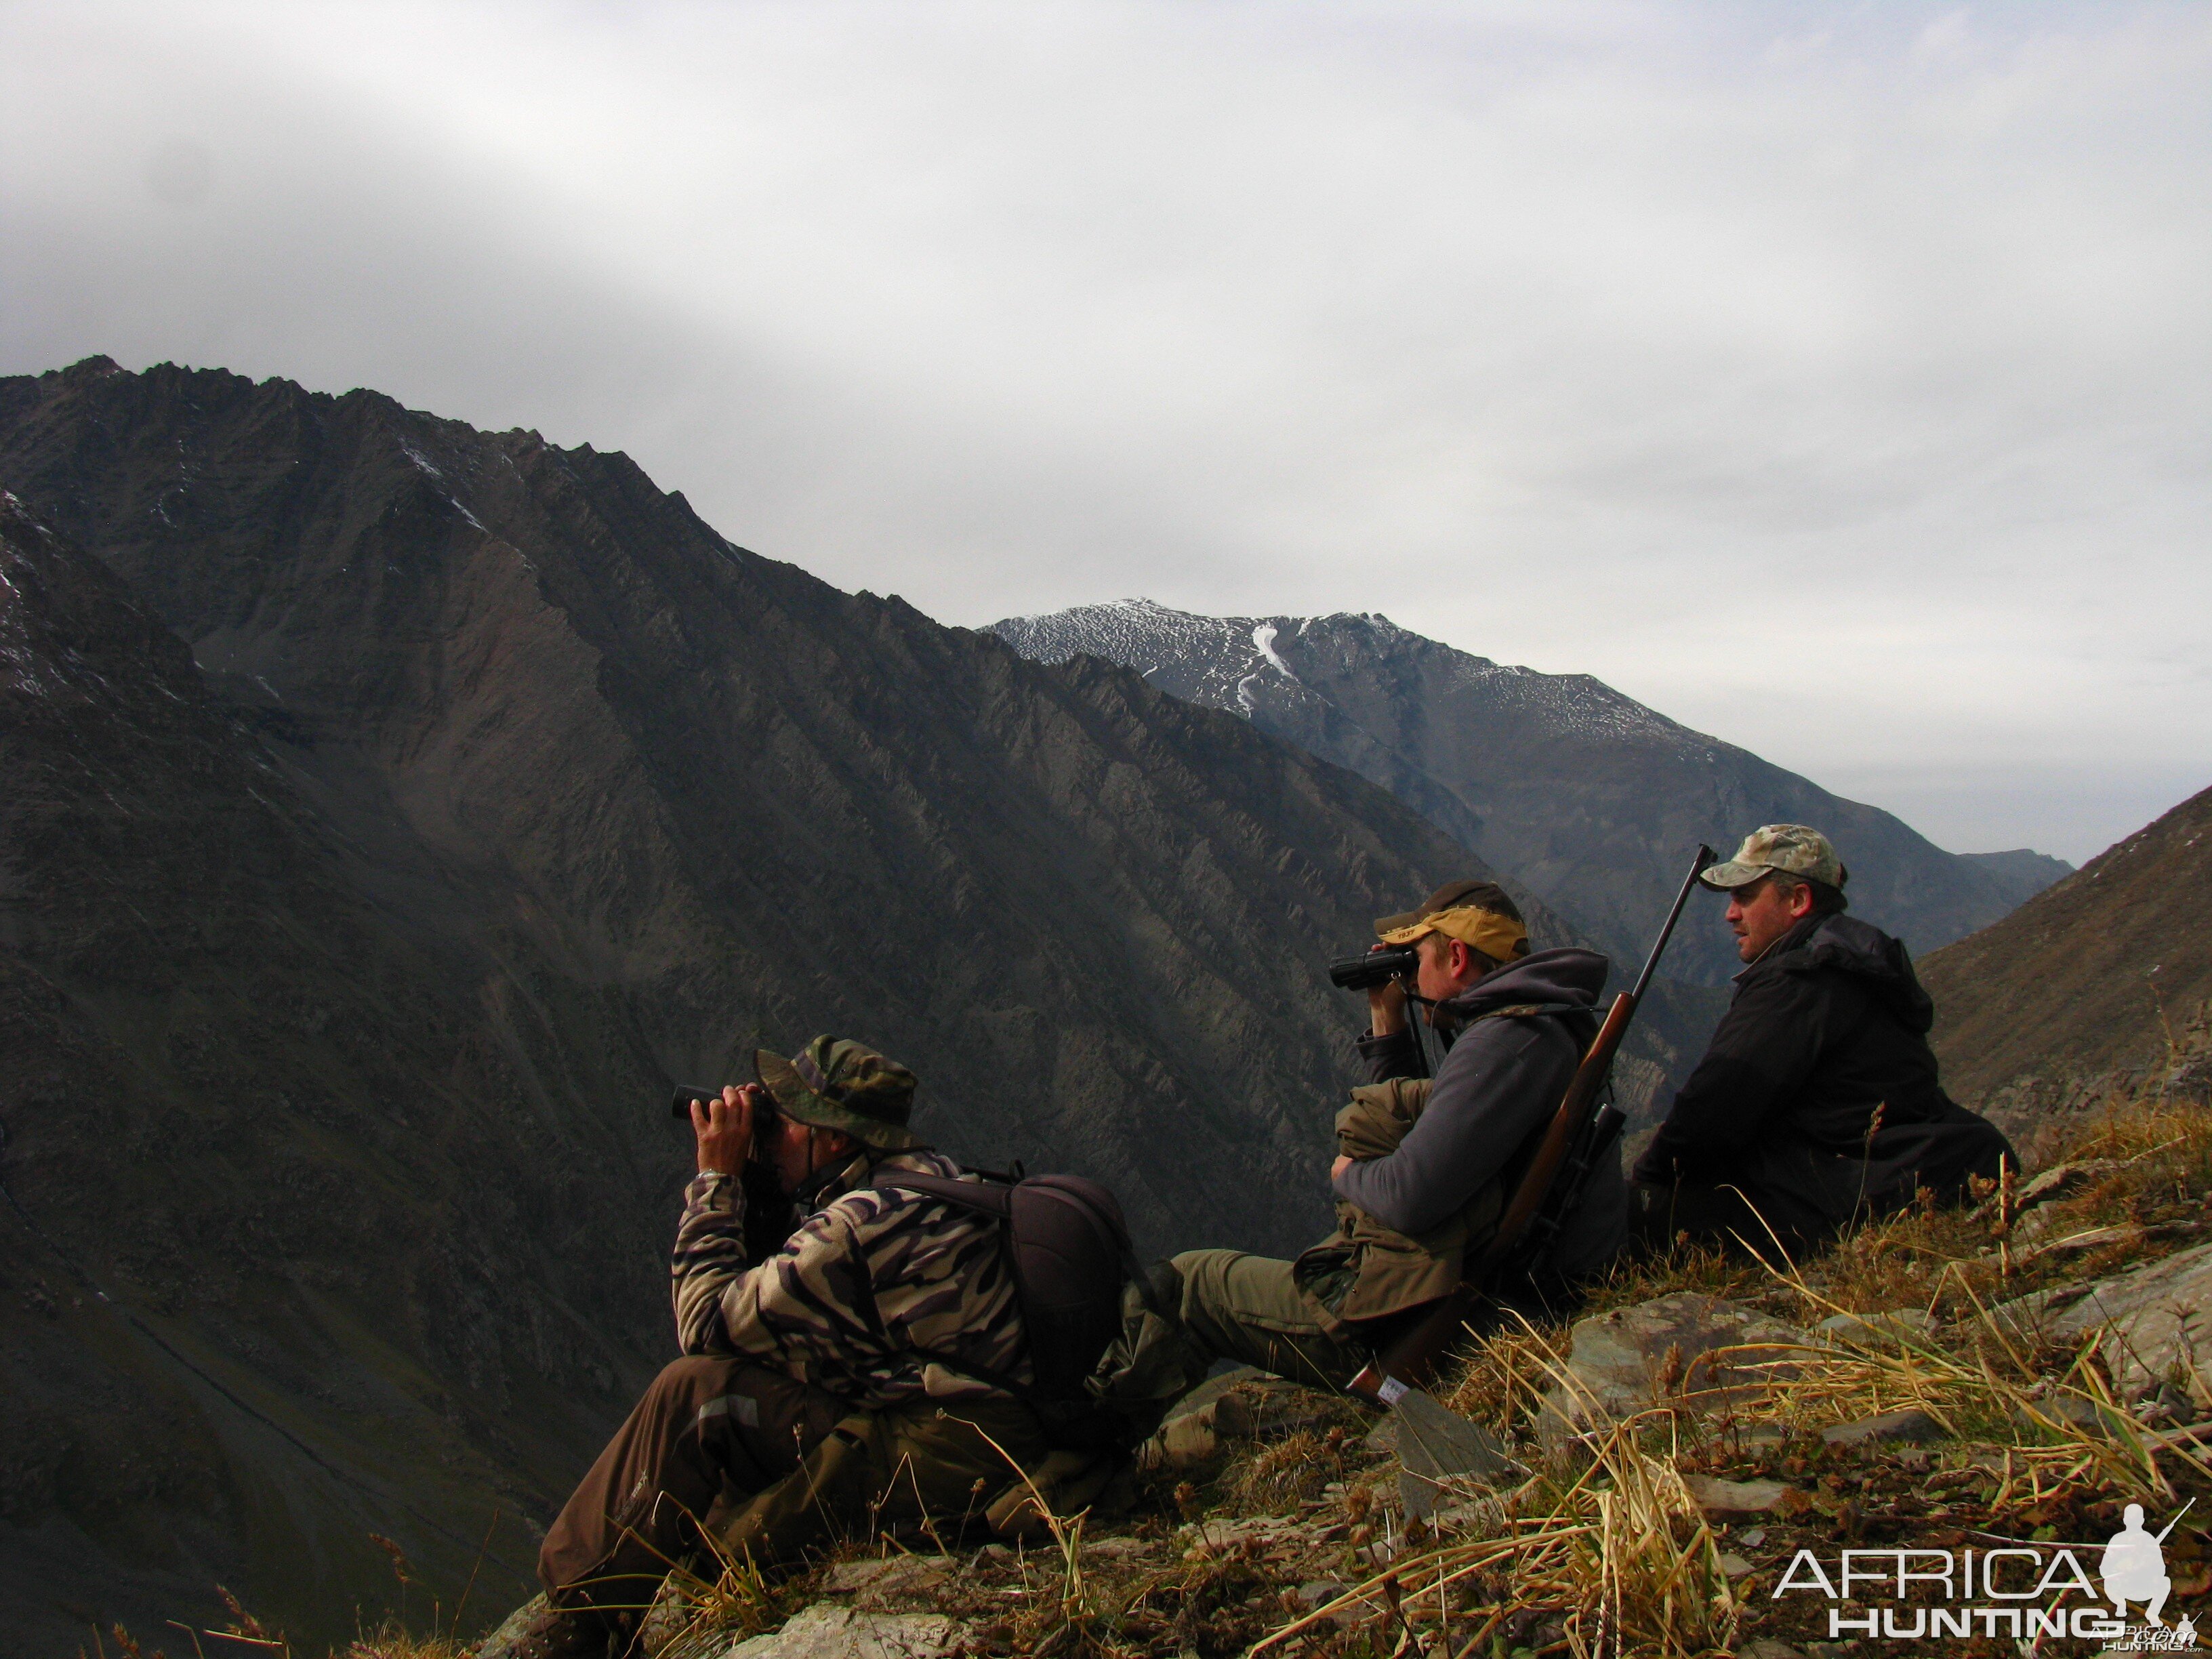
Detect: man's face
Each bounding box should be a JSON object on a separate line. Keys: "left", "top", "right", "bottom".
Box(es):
{"left": 1415, "top": 932, "right": 1486, "bottom": 1005}
{"left": 1725, "top": 874, "right": 1809, "bottom": 962}
{"left": 763, "top": 1111, "right": 857, "bottom": 1194}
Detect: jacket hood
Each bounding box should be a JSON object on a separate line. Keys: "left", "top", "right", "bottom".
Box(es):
{"left": 1443, "top": 945, "right": 1611, "bottom": 1019}
{"left": 1766, "top": 914, "right": 1936, "bottom": 1033}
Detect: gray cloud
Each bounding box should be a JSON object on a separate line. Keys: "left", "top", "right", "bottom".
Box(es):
{"left": 2, "top": 1, "right": 2205, "bottom": 861}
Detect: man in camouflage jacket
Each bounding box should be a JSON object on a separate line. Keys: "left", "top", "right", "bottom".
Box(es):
{"left": 493, "top": 1038, "right": 1045, "bottom": 1658}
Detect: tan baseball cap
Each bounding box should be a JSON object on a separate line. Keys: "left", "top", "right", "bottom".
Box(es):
{"left": 1699, "top": 825, "right": 1848, "bottom": 893}
{"left": 1374, "top": 878, "right": 1530, "bottom": 962}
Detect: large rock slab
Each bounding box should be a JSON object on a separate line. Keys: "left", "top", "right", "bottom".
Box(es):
{"left": 1540, "top": 1294, "right": 1811, "bottom": 1451}
{"left": 724, "top": 1604, "right": 961, "bottom": 1659}
{"left": 2047, "top": 1239, "right": 2212, "bottom": 1399}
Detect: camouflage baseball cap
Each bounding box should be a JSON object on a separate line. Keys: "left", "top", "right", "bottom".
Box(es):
{"left": 1699, "top": 825, "right": 1848, "bottom": 893}
{"left": 754, "top": 1036, "right": 923, "bottom": 1152}
{"left": 1374, "top": 878, "right": 1530, "bottom": 961}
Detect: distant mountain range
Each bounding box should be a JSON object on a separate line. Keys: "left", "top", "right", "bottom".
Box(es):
{"left": 1923, "top": 783, "right": 2212, "bottom": 1140}
{"left": 989, "top": 600, "right": 2071, "bottom": 987}
{"left": 0, "top": 359, "right": 1677, "bottom": 1645}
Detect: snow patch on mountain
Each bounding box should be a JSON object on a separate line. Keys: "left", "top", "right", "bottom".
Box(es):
{"left": 989, "top": 598, "right": 1700, "bottom": 755}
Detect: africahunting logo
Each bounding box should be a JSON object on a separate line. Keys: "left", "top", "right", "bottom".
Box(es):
{"left": 1772, "top": 1503, "right": 2198, "bottom": 1648}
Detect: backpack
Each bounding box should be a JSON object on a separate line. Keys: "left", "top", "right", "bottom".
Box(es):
{"left": 874, "top": 1171, "right": 1142, "bottom": 1409}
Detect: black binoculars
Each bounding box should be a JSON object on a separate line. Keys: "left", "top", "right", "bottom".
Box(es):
{"left": 669, "top": 1085, "right": 781, "bottom": 1134}
{"left": 1326, "top": 945, "right": 1420, "bottom": 991}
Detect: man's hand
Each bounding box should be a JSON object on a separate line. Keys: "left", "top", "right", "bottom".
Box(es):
{"left": 1331, "top": 1154, "right": 1354, "bottom": 1182}
{"left": 691, "top": 1084, "right": 763, "bottom": 1176}
{"left": 1366, "top": 945, "right": 1410, "bottom": 1038}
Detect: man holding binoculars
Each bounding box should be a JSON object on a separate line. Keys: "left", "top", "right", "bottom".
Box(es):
{"left": 488, "top": 1038, "right": 1048, "bottom": 1659}
{"left": 1147, "top": 878, "right": 1627, "bottom": 1394}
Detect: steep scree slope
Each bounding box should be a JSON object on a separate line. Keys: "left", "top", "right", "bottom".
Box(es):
{"left": 990, "top": 600, "right": 2069, "bottom": 986}
{"left": 0, "top": 491, "right": 638, "bottom": 1650}
{"left": 0, "top": 359, "right": 1640, "bottom": 1645}
{"left": 1921, "top": 783, "right": 2212, "bottom": 1136}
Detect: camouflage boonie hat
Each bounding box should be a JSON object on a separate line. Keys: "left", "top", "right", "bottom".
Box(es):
{"left": 1700, "top": 825, "right": 1848, "bottom": 893}
{"left": 754, "top": 1036, "right": 922, "bottom": 1152}
{"left": 1374, "top": 878, "right": 1530, "bottom": 961}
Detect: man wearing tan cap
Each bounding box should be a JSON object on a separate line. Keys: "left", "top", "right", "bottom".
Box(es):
{"left": 1147, "top": 878, "right": 1624, "bottom": 1394}
{"left": 1631, "top": 825, "right": 2015, "bottom": 1256}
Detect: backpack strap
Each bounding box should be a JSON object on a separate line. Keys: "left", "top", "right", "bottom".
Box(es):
{"left": 870, "top": 1170, "right": 1013, "bottom": 1218}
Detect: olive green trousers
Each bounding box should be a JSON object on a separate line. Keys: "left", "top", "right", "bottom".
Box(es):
{"left": 1160, "top": 1248, "right": 1373, "bottom": 1395}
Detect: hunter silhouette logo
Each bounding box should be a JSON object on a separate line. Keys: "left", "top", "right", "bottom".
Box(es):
{"left": 2106, "top": 1503, "right": 2176, "bottom": 1626}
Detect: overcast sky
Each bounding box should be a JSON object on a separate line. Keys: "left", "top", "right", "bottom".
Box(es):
{"left": 3, "top": 2, "right": 2205, "bottom": 863}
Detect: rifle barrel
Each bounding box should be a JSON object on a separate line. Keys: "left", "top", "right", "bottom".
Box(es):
{"left": 1629, "top": 844, "right": 1717, "bottom": 1005}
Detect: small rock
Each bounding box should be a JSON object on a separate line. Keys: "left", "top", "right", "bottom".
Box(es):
{"left": 1997, "top": 1159, "right": 2120, "bottom": 1218}
{"left": 1739, "top": 1641, "right": 1809, "bottom": 1659}
{"left": 726, "top": 1603, "right": 960, "bottom": 1659}
{"left": 475, "top": 1595, "right": 552, "bottom": 1659}
{"left": 1430, "top": 1498, "right": 1502, "bottom": 1534}
{"left": 1684, "top": 1475, "right": 1799, "bottom": 1518}
{"left": 1986, "top": 1284, "right": 2085, "bottom": 1345}
{"left": 1716, "top": 1551, "right": 1754, "bottom": 1577}
{"left": 1083, "top": 1536, "right": 1147, "bottom": 1559}
{"left": 1540, "top": 1294, "right": 1811, "bottom": 1451}
{"left": 1160, "top": 1366, "right": 1266, "bottom": 1425}
{"left": 1816, "top": 1309, "right": 1932, "bottom": 1349}
{"left": 1820, "top": 1409, "right": 1944, "bottom": 1449}
{"left": 1145, "top": 1390, "right": 1256, "bottom": 1469}
{"left": 2047, "top": 1238, "right": 2212, "bottom": 1396}
{"left": 2026, "top": 1223, "right": 2137, "bottom": 1262}
{"left": 823, "top": 1555, "right": 951, "bottom": 1601}
{"left": 1293, "top": 1580, "right": 1368, "bottom": 1626}
{"left": 1738, "top": 1526, "right": 1767, "bottom": 1547}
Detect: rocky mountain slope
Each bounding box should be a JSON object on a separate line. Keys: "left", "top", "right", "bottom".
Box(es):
{"left": 1922, "top": 783, "right": 2212, "bottom": 1136}
{"left": 0, "top": 359, "right": 1679, "bottom": 1650}
{"left": 989, "top": 601, "right": 2070, "bottom": 986}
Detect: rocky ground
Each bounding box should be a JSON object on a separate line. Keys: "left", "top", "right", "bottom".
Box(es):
{"left": 146, "top": 1078, "right": 2212, "bottom": 1659}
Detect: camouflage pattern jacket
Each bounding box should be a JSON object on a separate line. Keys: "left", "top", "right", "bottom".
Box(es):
{"left": 670, "top": 1150, "right": 1032, "bottom": 1410}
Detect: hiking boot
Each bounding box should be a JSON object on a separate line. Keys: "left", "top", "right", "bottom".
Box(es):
{"left": 472, "top": 1593, "right": 613, "bottom": 1659}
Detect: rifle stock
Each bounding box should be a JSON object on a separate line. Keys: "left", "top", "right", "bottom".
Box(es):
{"left": 1347, "top": 844, "right": 1714, "bottom": 1406}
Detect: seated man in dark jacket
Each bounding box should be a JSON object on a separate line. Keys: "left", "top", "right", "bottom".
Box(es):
{"left": 1631, "top": 825, "right": 2016, "bottom": 1258}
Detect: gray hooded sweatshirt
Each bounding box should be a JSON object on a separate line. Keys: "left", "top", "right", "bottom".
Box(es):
{"left": 1332, "top": 946, "right": 1626, "bottom": 1284}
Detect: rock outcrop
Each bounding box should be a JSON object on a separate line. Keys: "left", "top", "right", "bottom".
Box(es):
{"left": 1538, "top": 1293, "right": 1811, "bottom": 1452}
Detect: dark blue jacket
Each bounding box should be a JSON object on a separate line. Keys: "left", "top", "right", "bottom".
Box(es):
{"left": 1633, "top": 913, "right": 2015, "bottom": 1234}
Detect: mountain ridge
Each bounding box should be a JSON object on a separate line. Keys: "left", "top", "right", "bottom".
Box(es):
{"left": 0, "top": 359, "right": 1675, "bottom": 1645}
{"left": 988, "top": 598, "right": 2070, "bottom": 986}
{"left": 1922, "top": 782, "right": 2212, "bottom": 1137}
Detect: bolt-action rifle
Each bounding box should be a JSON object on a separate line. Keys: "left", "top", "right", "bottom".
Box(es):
{"left": 1346, "top": 842, "right": 1715, "bottom": 1407}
